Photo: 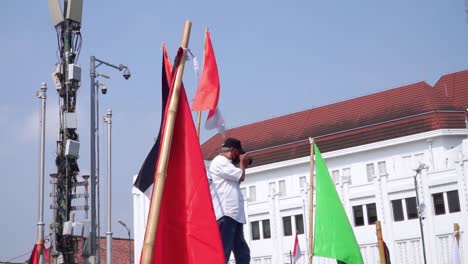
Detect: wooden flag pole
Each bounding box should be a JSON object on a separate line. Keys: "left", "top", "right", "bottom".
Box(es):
{"left": 195, "top": 28, "right": 209, "bottom": 139}
{"left": 376, "top": 220, "right": 387, "bottom": 264}
{"left": 140, "top": 20, "right": 192, "bottom": 264}
{"left": 454, "top": 223, "right": 460, "bottom": 244}
{"left": 308, "top": 138, "right": 314, "bottom": 264}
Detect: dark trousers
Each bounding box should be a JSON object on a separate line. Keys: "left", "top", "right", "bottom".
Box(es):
{"left": 217, "top": 216, "right": 251, "bottom": 264}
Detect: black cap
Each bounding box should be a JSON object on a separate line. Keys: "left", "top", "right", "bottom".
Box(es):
{"left": 222, "top": 137, "right": 245, "bottom": 154}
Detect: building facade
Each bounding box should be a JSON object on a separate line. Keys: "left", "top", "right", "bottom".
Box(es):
{"left": 133, "top": 70, "right": 468, "bottom": 263}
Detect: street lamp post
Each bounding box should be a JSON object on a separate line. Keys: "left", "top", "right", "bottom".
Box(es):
{"left": 413, "top": 163, "right": 428, "bottom": 264}
{"left": 118, "top": 220, "right": 132, "bottom": 264}
{"left": 89, "top": 56, "right": 131, "bottom": 262}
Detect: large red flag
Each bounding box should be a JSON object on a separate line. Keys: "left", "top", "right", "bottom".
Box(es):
{"left": 192, "top": 31, "right": 220, "bottom": 111}
{"left": 146, "top": 47, "right": 225, "bottom": 263}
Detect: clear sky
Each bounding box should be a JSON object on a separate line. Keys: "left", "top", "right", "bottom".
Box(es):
{"left": 1, "top": 0, "right": 467, "bottom": 261}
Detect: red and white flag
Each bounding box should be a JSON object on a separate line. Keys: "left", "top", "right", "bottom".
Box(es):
{"left": 292, "top": 233, "right": 302, "bottom": 264}
{"left": 192, "top": 31, "right": 225, "bottom": 137}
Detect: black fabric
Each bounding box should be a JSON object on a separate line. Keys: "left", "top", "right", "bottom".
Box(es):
{"left": 133, "top": 52, "right": 170, "bottom": 192}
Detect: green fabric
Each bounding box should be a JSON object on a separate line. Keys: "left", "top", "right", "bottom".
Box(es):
{"left": 313, "top": 144, "right": 364, "bottom": 264}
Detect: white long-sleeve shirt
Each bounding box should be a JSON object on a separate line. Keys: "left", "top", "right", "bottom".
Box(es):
{"left": 209, "top": 155, "right": 246, "bottom": 224}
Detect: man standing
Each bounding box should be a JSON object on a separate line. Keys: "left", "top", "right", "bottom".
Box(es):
{"left": 209, "top": 138, "right": 251, "bottom": 264}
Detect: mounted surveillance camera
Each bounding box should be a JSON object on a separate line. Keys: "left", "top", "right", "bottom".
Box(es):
{"left": 100, "top": 83, "right": 108, "bottom": 94}
{"left": 122, "top": 67, "right": 131, "bottom": 80}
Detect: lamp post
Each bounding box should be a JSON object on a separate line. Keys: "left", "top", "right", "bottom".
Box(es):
{"left": 89, "top": 56, "right": 131, "bottom": 262}
{"left": 413, "top": 163, "right": 428, "bottom": 264}
{"left": 118, "top": 220, "right": 132, "bottom": 264}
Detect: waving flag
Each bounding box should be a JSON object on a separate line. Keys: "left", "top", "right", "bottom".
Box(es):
{"left": 141, "top": 47, "right": 225, "bottom": 264}
{"left": 292, "top": 233, "right": 302, "bottom": 264}
{"left": 314, "top": 143, "right": 364, "bottom": 264}
{"left": 192, "top": 31, "right": 225, "bottom": 136}
{"left": 133, "top": 44, "right": 171, "bottom": 193}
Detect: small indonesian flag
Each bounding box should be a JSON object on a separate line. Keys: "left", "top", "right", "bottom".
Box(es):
{"left": 293, "top": 233, "right": 302, "bottom": 264}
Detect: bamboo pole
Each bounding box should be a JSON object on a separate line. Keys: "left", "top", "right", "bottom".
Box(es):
{"left": 454, "top": 223, "right": 460, "bottom": 245}
{"left": 308, "top": 138, "right": 314, "bottom": 264}
{"left": 195, "top": 28, "right": 208, "bottom": 139}
{"left": 376, "top": 220, "right": 387, "bottom": 264}
{"left": 140, "top": 20, "right": 192, "bottom": 264}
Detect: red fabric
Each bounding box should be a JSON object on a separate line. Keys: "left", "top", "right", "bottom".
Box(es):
{"left": 148, "top": 47, "right": 225, "bottom": 263}
{"left": 292, "top": 233, "right": 302, "bottom": 264}
{"left": 192, "top": 31, "right": 220, "bottom": 111}
{"left": 28, "top": 243, "right": 48, "bottom": 264}
{"left": 28, "top": 244, "right": 39, "bottom": 264}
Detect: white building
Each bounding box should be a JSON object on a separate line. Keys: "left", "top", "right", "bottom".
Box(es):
{"left": 133, "top": 70, "right": 468, "bottom": 264}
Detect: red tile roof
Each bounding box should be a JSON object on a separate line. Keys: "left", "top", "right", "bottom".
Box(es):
{"left": 201, "top": 72, "right": 468, "bottom": 167}
{"left": 434, "top": 70, "right": 468, "bottom": 109}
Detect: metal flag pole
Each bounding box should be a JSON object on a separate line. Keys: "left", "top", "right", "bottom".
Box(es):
{"left": 104, "top": 109, "right": 113, "bottom": 264}
{"left": 308, "top": 138, "right": 315, "bottom": 264}
{"left": 36, "top": 82, "right": 47, "bottom": 264}
{"left": 140, "top": 20, "right": 192, "bottom": 264}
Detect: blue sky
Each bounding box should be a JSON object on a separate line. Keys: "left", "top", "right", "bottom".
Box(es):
{"left": 1, "top": 0, "right": 468, "bottom": 261}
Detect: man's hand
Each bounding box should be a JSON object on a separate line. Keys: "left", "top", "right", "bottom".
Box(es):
{"left": 239, "top": 153, "right": 249, "bottom": 169}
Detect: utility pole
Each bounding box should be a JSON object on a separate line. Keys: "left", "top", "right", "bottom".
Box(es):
{"left": 47, "top": 0, "right": 85, "bottom": 263}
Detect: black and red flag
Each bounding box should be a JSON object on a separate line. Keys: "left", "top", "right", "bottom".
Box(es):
{"left": 137, "top": 45, "right": 224, "bottom": 263}
{"left": 133, "top": 44, "right": 171, "bottom": 193}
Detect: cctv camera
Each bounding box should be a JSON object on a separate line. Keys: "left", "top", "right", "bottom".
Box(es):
{"left": 100, "top": 83, "right": 107, "bottom": 94}
{"left": 122, "top": 67, "right": 131, "bottom": 80}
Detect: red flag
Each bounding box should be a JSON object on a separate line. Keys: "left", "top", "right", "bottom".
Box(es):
{"left": 28, "top": 243, "right": 48, "bottom": 264}
{"left": 147, "top": 47, "right": 225, "bottom": 263}
{"left": 292, "top": 233, "right": 302, "bottom": 264}
{"left": 192, "top": 31, "right": 220, "bottom": 111}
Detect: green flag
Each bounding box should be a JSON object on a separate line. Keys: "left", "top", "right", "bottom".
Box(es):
{"left": 313, "top": 144, "right": 364, "bottom": 264}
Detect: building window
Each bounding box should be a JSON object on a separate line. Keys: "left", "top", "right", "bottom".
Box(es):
{"left": 366, "top": 163, "right": 375, "bottom": 182}
{"left": 378, "top": 161, "right": 387, "bottom": 175}
{"left": 282, "top": 216, "right": 292, "bottom": 236}
{"left": 295, "top": 214, "right": 304, "bottom": 234}
{"left": 432, "top": 192, "right": 445, "bottom": 215}
{"left": 352, "top": 205, "right": 365, "bottom": 226}
{"left": 262, "top": 219, "right": 271, "bottom": 239}
{"left": 366, "top": 203, "right": 377, "bottom": 225}
{"left": 279, "top": 180, "right": 286, "bottom": 196}
{"left": 299, "top": 176, "right": 307, "bottom": 191}
{"left": 332, "top": 170, "right": 340, "bottom": 184}
{"left": 343, "top": 168, "right": 351, "bottom": 185}
{"left": 391, "top": 199, "right": 404, "bottom": 222}
{"left": 405, "top": 197, "right": 418, "bottom": 220}
{"left": 269, "top": 182, "right": 275, "bottom": 195}
{"left": 251, "top": 221, "right": 260, "bottom": 240}
{"left": 447, "top": 190, "right": 461, "bottom": 213}
{"left": 249, "top": 186, "right": 256, "bottom": 202}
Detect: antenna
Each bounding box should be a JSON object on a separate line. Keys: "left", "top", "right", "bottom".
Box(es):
{"left": 48, "top": 0, "right": 64, "bottom": 26}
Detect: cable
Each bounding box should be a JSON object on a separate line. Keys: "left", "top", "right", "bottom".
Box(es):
{"left": 5, "top": 250, "right": 31, "bottom": 262}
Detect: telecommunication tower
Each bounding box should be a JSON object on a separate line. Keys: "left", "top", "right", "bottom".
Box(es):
{"left": 48, "top": 0, "right": 89, "bottom": 263}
